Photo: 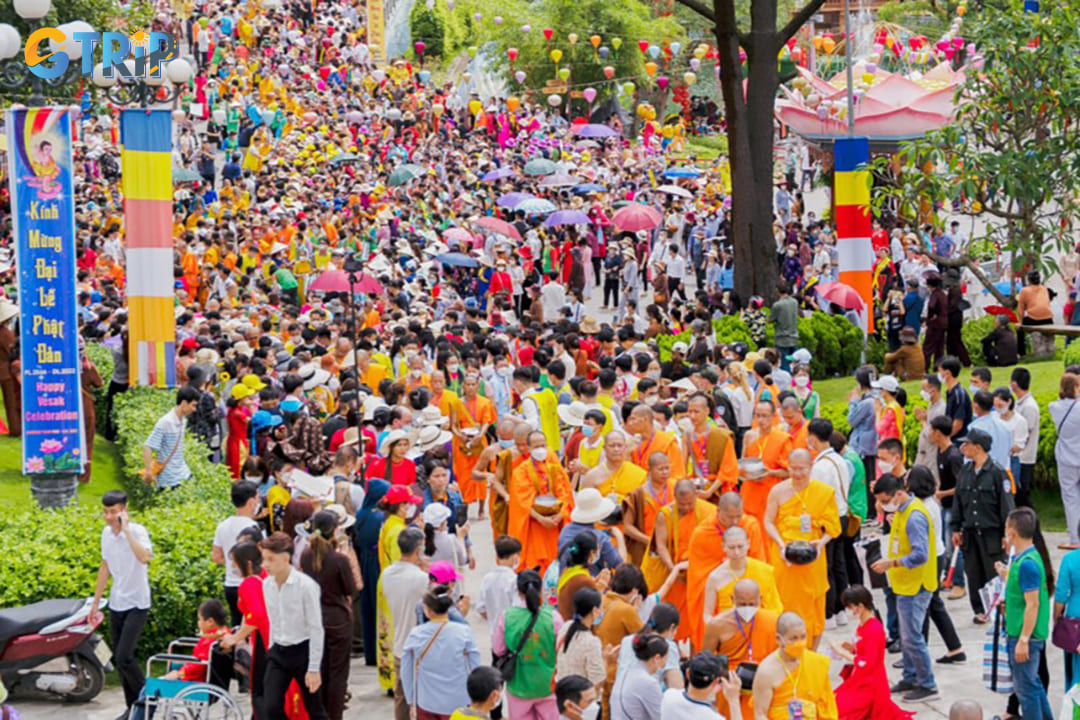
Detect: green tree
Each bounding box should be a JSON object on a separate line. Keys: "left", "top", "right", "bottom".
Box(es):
{"left": 410, "top": 3, "right": 446, "bottom": 59}
{"left": 0, "top": 0, "right": 151, "bottom": 36}
{"left": 672, "top": 0, "right": 826, "bottom": 304}
{"left": 871, "top": 0, "right": 1080, "bottom": 304}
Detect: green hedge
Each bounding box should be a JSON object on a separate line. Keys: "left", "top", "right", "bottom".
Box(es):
{"left": 85, "top": 342, "right": 115, "bottom": 424}
{"left": 961, "top": 315, "right": 997, "bottom": 367}
{"left": 1063, "top": 340, "right": 1080, "bottom": 367}
{"left": 0, "top": 382, "right": 232, "bottom": 658}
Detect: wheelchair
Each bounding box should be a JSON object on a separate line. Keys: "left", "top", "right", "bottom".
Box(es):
{"left": 131, "top": 636, "right": 244, "bottom": 720}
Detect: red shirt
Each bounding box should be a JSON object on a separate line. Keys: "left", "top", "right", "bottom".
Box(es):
{"left": 366, "top": 456, "right": 417, "bottom": 486}
{"left": 237, "top": 572, "right": 270, "bottom": 651}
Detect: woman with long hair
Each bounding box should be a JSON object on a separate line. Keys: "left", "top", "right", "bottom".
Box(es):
{"left": 555, "top": 587, "right": 606, "bottom": 692}
{"left": 723, "top": 361, "right": 754, "bottom": 455}
{"left": 300, "top": 511, "right": 359, "bottom": 720}
{"left": 494, "top": 569, "right": 562, "bottom": 720}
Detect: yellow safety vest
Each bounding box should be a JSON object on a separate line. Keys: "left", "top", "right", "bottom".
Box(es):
{"left": 887, "top": 498, "right": 938, "bottom": 595}
{"left": 527, "top": 387, "right": 562, "bottom": 451}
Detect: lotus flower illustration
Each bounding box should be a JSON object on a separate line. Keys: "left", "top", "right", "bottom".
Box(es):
{"left": 25, "top": 456, "right": 45, "bottom": 473}
{"left": 40, "top": 439, "right": 64, "bottom": 454}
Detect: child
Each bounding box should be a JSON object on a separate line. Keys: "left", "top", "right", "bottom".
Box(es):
{"left": 164, "top": 600, "right": 230, "bottom": 681}
{"left": 266, "top": 458, "right": 294, "bottom": 534}
{"left": 450, "top": 666, "right": 504, "bottom": 720}
{"left": 225, "top": 384, "right": 256, "bottom": 478}
{"left": 477, "top": 536, "right": 521, "bottom": 626}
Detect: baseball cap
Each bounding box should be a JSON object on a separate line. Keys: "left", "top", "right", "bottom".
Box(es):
{"left": 428, "top": 560, "right": 463, "bottom": 584}
{"left": 961, "top": 428, "right": 992, "bottom": 451}
{"left": 384, "top": 485, "right": 422, "bottom": 505}
{"left": 871, "top": 375, "right": 900, "bottom": 394}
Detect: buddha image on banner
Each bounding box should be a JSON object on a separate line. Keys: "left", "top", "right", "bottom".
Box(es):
{"left": 6, "top": 107, "right": 85, "bottom": 476}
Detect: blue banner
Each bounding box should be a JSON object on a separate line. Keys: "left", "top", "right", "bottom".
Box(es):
{"left": 6, "top": 108, "right": 84, "bottom": 476}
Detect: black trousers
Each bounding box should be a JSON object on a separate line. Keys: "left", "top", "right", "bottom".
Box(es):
{"left": 668, "top": 277, "right": 687, "bottom": 303}
{"left": 321, "top": 623, "right": 352, "bottom": 720}
{"left": 923, "top": 558, "right": 962, "bottom": 653}
{"left": 251, "top": 639, "right": 267, "bottom": 720}
{"left": 923, "top": 326, "right": 946, "bottom": 371}
{"left": 111, "top": 607, "right": 148, "bottom": 708}
{"left": 825, "top": 531, "right": 849, "bottom": 618}
{"left": 842, "top": 530, "right": 863, "bottom": 590}
{"left": 224, "top": 585, "right": 242, "bottom": 628}
{"left": 1018, "top": 316, "right": 1054, "bottom": 356}
{"left": 861, "top": 456, "right": 876, "bottom": 522}
{"left": 592, "top": 257, "right": 602, "bottom": 286}
{"left": 962, "top": 529, "right": 1005, "bottom": 616}
{"left": 265, "top": 642, "right": 328, "bottom": 720}
{"left": 1018, "top": 463, "right": 1035, "bottom": 509}
{"left": 603, "top": 277, "right": 620, "bottom": 307}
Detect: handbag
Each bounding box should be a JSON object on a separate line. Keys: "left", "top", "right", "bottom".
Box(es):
{"left": 1052, "top": 616, "right": 1080, "bottom": 653}
{"left": 140, "top": 428, "right": 183, "bottom": 483}
{"left": 982, "top": 607, "right": 1013, "bottom": 694}
{"left": 493, "top": 609, "right": 540, "bottom": 682}
{"left": 824, "top": 454, "right": 861, "bottom": 538}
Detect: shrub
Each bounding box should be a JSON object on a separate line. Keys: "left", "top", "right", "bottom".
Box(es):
{"left": 85, "top": 342, "right": 115, "bottom": 423}
{"left": 1063, "top": 340, "right": 1080, "bottom": 368}
{"left": 409, "top": 3, "right": 445, "bottom": 59}
{"left": 961, "top": 315, "right": 997, "bottom": 367}
{"left": 656, "top": 329, "right": 692, "bottom": 362}
{"left": 818, "top": 403, "right": 851, "bottom": 438}
{"left": 712, "top": 315, "right": 756, "bottom": 349}
{"left": 1034, "top": 391, "right": 1059, "bottom": 489}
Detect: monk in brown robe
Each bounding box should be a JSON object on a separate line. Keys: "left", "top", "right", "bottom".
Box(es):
{"left": 621, "top": 449, "right": 677, "bottom": 565}
{"left": 471, "top": 419, "right": 527, "bottom": 538}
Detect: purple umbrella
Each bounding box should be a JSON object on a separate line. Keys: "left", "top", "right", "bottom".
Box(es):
{"left": 544, "top": 210, "right": 592, "bottom": 227}
{"left": 496, "top": 192, "right": 534, "bottom": 208}
{"left": 538, "top": 173, "right": 580, "bottom": 188}
{"left": 482, "top": 167, "right": 518, "bottom": 182}
{"left": 574, "top": 123, "right": 619, "bottom": 138}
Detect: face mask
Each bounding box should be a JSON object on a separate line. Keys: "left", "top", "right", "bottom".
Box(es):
{"left": 919, "top": 389, "right": 932, "bottom": 402}
{"left": 592, "top": 612, "right": 604, "bottom": 626}
{"left": 794, "top": 375, "right": 810, "bottom": 388}
{"left": 881, "top": 501, "right": 898, "bottom": 513}
{"left": 735, "top": 606, "right": 757, "bottom": 623}
{"left": 878, "top": 460, "right": 894, "bottom": 475}
{"left": 499, "top": 438, "right": 514, "bottom": 448}
{"left": 968, "top": 384, "right": 979, "bottom": 396}
{"left": 481, "top": 364, "right": 495, "bottom": 378}
{"left": 497, "top": 366, "right": 513, "bottom": 377}
{"left": 411, "top": 370, "right": 423, "bottom": 379}
{"left": 405, "top": 350, "right": 417, "bottom": 360}
{"left": 783, "top": 640, "right": 807, "bottom": 659}
{"left": 531, "top": 447, "right": 548, "bottom": 462}
{"left": 581, "top": 425, "right": 595, "bottom": 438}
{"left": 937, "top": 373, "right": 946, "bottom": 384}
{"left": 581, "top": 702, "right": 601, "bottom": 720}
{"left": 647, "top": 370, "right": 661, "bottom": 380}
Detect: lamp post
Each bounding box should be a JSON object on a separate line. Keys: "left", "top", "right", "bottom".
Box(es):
{"left": 0, "top": 0, "right": 88, "bottom": 106}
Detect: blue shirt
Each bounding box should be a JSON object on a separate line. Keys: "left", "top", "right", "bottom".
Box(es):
{"left": 400, "top": 620, "right": 481, "bottom": 715}
{"left": 557, "top": 522, "right": 622, "bottom": 574}
{"left": 143, "top": 409, "right": 191, "bottom": 488}
{"left": 895, "top": 498, "right": 930, "bottom": 571}
{"left": 847, "top": 394, "right": 878, "bottom": 458}
{"left": 969, "top": 413, "right": 1014, "bottom": 470}
{"left": 1016, "top": 547, "right": 1041, "bottom": 593}
{"left": 903, "top": 291, "right": 924, "bottom": 330}
{"left": 1054, "top": 548, "right": 1080, "bottom": 618}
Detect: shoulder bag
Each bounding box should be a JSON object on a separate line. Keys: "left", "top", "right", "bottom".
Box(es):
{"left": 493, "top": 609, "right": 540, "bottom": 682}
{"left": 140, "top": 426, "right": 183, "bottom": 483}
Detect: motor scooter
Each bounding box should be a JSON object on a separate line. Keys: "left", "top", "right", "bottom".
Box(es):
{"left": 0, "top": 597, "right": 112, "bottom": 702}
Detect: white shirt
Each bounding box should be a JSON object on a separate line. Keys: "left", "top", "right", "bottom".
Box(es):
{"left": 101, "top": 522, "right": 152, "bottom": 611}
{"left": 812, "top": 448, "right": 850, "bottom": 517}
{"left": 1015, "top": 392, "right": 1040, "bottom": 465}
{"left": 666, "top": 255, "right": 687, "bottom": 281}
{"left": 999, "top": 411, "right": 1029, "bottom": 459}
{"left": 924, "top": 496, "right": 946, "bottom": 557}
{"left": 477, "top": 565, "right": 518, "bottom": 641}
{"left": 1051, "top": 398, "right": 1080, "bottom": 467}
{"left": 521, "top": 388, "right": 543, "bottom": 431}
{"left": 380, "top": 561, "right": 429, "bottom": 658}
{"left": 262, "top": 568, "right": 324, "bottom": 672}
{"left": 213, "top": 515, "right": 260, "bottom": 588}
{"left": 541, "top": 282, "right": 567, "bottom": 320}
{"left": 611, "top": 663, "right": 664, "bottom": 720}
{"left": 661, "top": 688, "right": 722, "bottom": 719}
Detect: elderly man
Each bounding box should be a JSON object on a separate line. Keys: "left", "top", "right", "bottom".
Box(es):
{"left": 626, "top": 404, "right": 685, "bottom": 480}
{"left": 702, "top": 579, "right": 780, "bottom": 720}
{"left": 580, "top": 429, "right": 647, "bottom": 502}
{"left": 765, "top": 449, "right": 841, "bottom": 649}
{"left": 507, "top": 430, "right": 573, "bottom": 574}
{"left": 703, "top": 526, "right": 782, "bottom": 618}
{"left": 621, "top": 449, "right": 677, "bottom": 566}
{"left": 752, "top": 612, "right": 838, "bottom": 720}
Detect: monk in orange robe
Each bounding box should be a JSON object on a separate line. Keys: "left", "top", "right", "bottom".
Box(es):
{"left": 752, "top": 612, "right": 838, "bottom": 720}
{"left": 703, "top": 525, "right": 783, "bottom": 618}
{"left": 429, "top": 371, "right": 460, "bottom": 426}
{"left": 473, "top": 420, "right": 529, "bottom": 538}
{"left": 626, "top": 404, "right": 685, "bottom": 480}
{"left": 580, "top": 430, "right": 648, "bottom": 504}
{"left": 686, "top": 492, "right": 767, "bottom": 650}
{"left": 780, "top": 396, "right": 810, "bottom": 451}
{"left": 620, "top": 445, "right": 676, "bottom": 566}
{"left": 507, "top": 430, "right": 574, "bottom": 574}
{"left": 764, "top": 450, "right": 842, "bottom": 649}
{"left": 641, "top": 477, "right": 715, "bottom": 642}
{"left": 453, "top": 373, "right": 497, "bottom": 507}
{"left": 739, "top": 401, "right": 792, "bottom": 532}
{"left": 684, "top": 395, "right": 738, "bottom": 497}
{"left": 353, "top": 350, "right": 387, "bottom": 393}
{"left": 702, "top": 579, "right": 780, "bottom": 720}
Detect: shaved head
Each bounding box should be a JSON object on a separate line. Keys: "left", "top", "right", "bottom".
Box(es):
{"left": 723, "top": 525, "right": 749, "bottom": 544}
{"left": 948, "top": 700, "right": 983, "bottom": 720}
{"left": 630, "top": 404, "right": 655, "bottom": 421}
{"left": 674, "top": 478, "right": 697, "bottom": 513}
{"left": 733, "top": 579, "right": 761, "bottom": 607}
{"left": 777, "top": 611, "right": 807, "bottom": 639}
{"left": 648, "top": 451, "right": 669, "bottom": 469}
{"left": 496, "top": 417, "right": 517, "bottom": 439}
{"left": 513, "top": 423, "right": 532, "bottom": 442}
{"left": 716, "top": 492, "right": 744, "bottom": 528}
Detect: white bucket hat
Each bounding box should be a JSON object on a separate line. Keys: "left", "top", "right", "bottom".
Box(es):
{"left": 570, "top": 488, "right": 616, "bottom": 525}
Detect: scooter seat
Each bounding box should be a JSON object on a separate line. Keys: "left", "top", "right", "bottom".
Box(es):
{"left": 0, "top": 599, "right": 85, "bottom": 645}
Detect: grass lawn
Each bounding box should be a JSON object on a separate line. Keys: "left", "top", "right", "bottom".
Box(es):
{"left": 0, "top": 432, "right": 123, "bottom": 509}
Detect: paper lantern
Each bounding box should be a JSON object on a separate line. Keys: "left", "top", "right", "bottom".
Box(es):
{"left": 418, "top": 70, "right": 431, "bottom": 83}
{"left": 468, "top": 99, "right": 481, "bottom": 115}
{"left": 683, "top": 72, "right": 696, "bottom": 86}
{"left": 507, "top": 47, "right": 518, "bottom": 62}
{"left": 644, "top": 61, "right": 658, "bottom": 76}
{"left": 473, "top": 12, "right": 481, "bottom": 21}
{"left": 816, "top": 106, "right": 829, "bottom": 120}
{"left": 493, "top": 15, "right": 503, "bottom": 25}
{"left": 670, "top": 42, "right": 682, "bottom": 56}
{"left": 694, "top": 44, "right": 708, "bottom": 59}
{"left": 543, "top": 27, "right": 554, "bottom": 41}
{"left": 316, "top": 80, "right": 327, "bottom": 91}
{"left": 550, "top": 49, "right": 563, "bottom": 63}
{"left": 957, "top": 4, "right": 967, "bottom": 15}
{"left": 611, "top": 37, "right": 623, "bottom": 50}
{"left": 866, "top": 62, "right": 877, "bottom": 73}
{"left": 861, "top": 72, "right": 874, "bottom": 83}
{"left": 414, "top": 41, "right": 425, "bottom": 55}
{"left": 598, "top": 47, "right": 609, "bottom": 60}
{"left": 506, "top": 97, "right": 519, "bottom": 112}
{"left": 791, "top": 47, "right": 803, "bottom": 62}
{"left": 966, "top": 42, "right": 976, "bottom": 54}
{"left": 603, "top": 65, "right": 615, "bottom": 79}
{"left": 822, "top": 37, "right": 836, "bottom": 53}
{"left": 548, "top": 94, "right": 562, "bottom": 107}
{"left": 638, "top": 40, "right": 649, "bottom": 54}
{"left": 467, "top": 45, "right": 478, "bottom": 57}
{"left": 952, "top": 36, "right": 964, "bottom": 48}
{"left": 568, "top": 33, "right": 578, "bottom": 45}
{"left": 446, "top": 0, "right": 453, "bottom": 9}
{"left": 590, "top": 35, "right": 601, "bottom": 49}
{"left": 582, "top": 87, "right": 597, "bottom": 103}
{"left": 648, "top": 44, "right": 661, "bottom": 59}
{"left": 558, "top": 67, "right": 570, "bottom": 80}
{"left": 690, "top": 58, "right": 701, "bottom": 71}
{"left": 515, "top": 70, "right": 527, "bottom": 83}
{"left": 787, "top": 37, "right": 797, "bottom": 49}
{"left": 622, "top": 81, "right": 636, "bottom": 95}
{"left": 656, "top": 76, "right": 668, "bottom": 90}
{"left": 806, "top": 93, "right": 821, "bottom": 108}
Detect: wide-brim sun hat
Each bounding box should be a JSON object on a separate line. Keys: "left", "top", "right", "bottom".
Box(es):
{"left": 570, "top": 488, "right": 616, "bottom": 525}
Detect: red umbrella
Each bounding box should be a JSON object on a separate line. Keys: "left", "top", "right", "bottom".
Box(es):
{"left": 984, "top": 305, "right": 1018, "bottom": 323}
{"left": 817, "top": 281, "right": 865, "bottom": 311}
{"left": 474, "top": 216, "right": 522, "bottom": 240}
{"left": 308, "top": 270, "right": 383, "bottom": 295}
{"left": 611, "top": 203, "right": 662, "bottom": 232}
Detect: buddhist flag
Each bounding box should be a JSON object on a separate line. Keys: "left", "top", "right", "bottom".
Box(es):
{"left": 834, "top": 136, "right": 873, "bottom": 333}
{"left": 121, "top": 109, "right": 176, "bottom": 387}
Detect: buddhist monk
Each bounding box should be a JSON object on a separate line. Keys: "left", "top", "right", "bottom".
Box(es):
{"left": 703, "top": 526, "right": 783, "bottom": 618}
{"left": 684, "top": 394, "right": 739, "bottom": 497}
{"left": 642, "top": 477, "right": 715, "bottom": 641}
{"left": 621, "top": 450, "right": 678, "bottom": 565}
{"left": 453, "top": 373, "right": 497, "bottom": 513}
{"left": 507, "top": 430, "right": 573, "bottom": 574}
{"left": 471, "top": 419, "right": 526, "bottom": 537}
{"left": 580, "top": 429, "right": 647, "bottom": 502}
{"left": 686, "top": 492, "right": 767, "bottom": 650}
{"left": 739, "top": 401, "right": 792, "bottom": 531}
{"left": 752, "top": 612, "right": 838, "bottom": 720}
{"left": 702, "top": 579, "right": 780, "bottom": 720}
{"left": 780, "top": 396, "right": 810, "bottom": 451}
{"left": 626, "top": 404, "right": 686, "bottom": 480}
{"left": 949, "top": 700, "right": 984, "bottom": 720}
{"left": 764, "top": 449, "right": 841, "bottom": 649}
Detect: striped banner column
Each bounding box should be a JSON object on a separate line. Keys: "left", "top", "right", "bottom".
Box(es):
{"left": 834, "top": 136, "right": 873, "bottom": 332}
{"left": 120, "top": 109, "right": 176, "bottom": 387}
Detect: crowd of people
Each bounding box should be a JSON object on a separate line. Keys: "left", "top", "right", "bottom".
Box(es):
{"left": 6, "top": 0, "right": 1071, "bottom": 719}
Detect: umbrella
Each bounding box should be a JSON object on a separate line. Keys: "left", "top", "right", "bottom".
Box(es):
{"left": 173, "top": 167, "right": 202, "bottom": 182}
{"left": 545, "top": 210, "right": 591, "bottom": 227}
{"left": 497, "top": 192, "right": 535, "bottom": 208}
{"left": 573, "top": 183, "right": 607, "bottom": 194}
{"left": 663, "top": 167, "right": 702, "bottom": 178}
{"left": 523, "top": 158, "right": 558, "bottom": 176}
{"left": 308, "top": 270, "right": 383, "bottom": 295}
{"left": 539, "top": 173, "right": 580, "bottom": 188}
{"left": 435, "top": 252, "right": 480, "bottom": 268}
{"left": 443, "top": 228, "right": 473, "bottom": 244}
{"left": 388, "top": 163, "right": 424, "bottom": 186}
{"left": 481, "top": 167, "right": 517, "bottom": 182}
{"left": 656, "top": 184, "right": 693, "bottom": 199}
{"left": 516, "top": 198, "right": 557, "bottom": 215}
{"left": 329, "top": 153, "right": 360, "bottom": 165}
{"left": 612, "top": 203, "right": 663, "bottom": 232}
{"left": 817, "top": 281, "right": 865, "bottom": 311}
{"left": 574, "top": 123, "right": 619, "bottom": 138}
{"left": 984, "top": 305, "right": 1018, "bottom": 323}
{"left": 474, "top": 216, "right": 522, "bottom": 240}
